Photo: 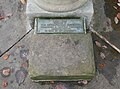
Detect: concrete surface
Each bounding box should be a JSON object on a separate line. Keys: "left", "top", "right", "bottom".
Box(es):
{"left": 0, "top": 0, "right": 27, "bottom": 55}
{"left": 0, "top": 0, "right": 120, "bottom": 89}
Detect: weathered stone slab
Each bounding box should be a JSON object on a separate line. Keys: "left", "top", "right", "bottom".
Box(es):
{"left": 28, "top": 33, "right": 95, "bottom": 81}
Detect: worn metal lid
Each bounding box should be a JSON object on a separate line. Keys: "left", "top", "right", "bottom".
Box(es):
{"left": 34, "top": 0, "right": 88, "bottom": 12}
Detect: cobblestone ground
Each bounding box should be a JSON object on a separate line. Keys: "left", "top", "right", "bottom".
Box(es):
{"left": 0, "top": 0, "right": 120, "bottom": 89}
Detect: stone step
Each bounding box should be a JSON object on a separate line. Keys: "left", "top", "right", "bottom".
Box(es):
{"left": 28, "top": 33, "right": 95, "bottom": 81}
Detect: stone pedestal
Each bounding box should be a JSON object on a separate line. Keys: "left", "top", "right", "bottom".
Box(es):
{"left": 26, "top": 0, "right": 94, "bottom": 28}
{"left": 34, "top": 0, "right": 88, "bottom": 12}
{"left": 26, "top": 0, "right": 95, "bottom": 81}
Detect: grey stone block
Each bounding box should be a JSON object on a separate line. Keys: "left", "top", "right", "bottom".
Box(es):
{"left": 28, "top": 33, "right": 95, "bottom": 81}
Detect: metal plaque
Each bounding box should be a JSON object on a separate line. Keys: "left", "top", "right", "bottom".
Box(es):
{"left": 34, "top": 18, "right": 86, "bottom": 34}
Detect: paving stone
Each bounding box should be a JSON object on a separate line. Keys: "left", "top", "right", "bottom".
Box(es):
{"left": 0, "top": 0, "right": 27, "bottom": 55}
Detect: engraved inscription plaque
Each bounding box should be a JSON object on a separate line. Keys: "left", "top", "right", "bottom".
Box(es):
{"left": 35, "top": 18, "right": 86, "bottom": 34}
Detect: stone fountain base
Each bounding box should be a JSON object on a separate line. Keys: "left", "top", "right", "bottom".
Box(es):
{"left": 26, "top": 0, "right": 94, "bottom": 28}
{"left": 26, "top": 0, "right": 95, "bottom": 81}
